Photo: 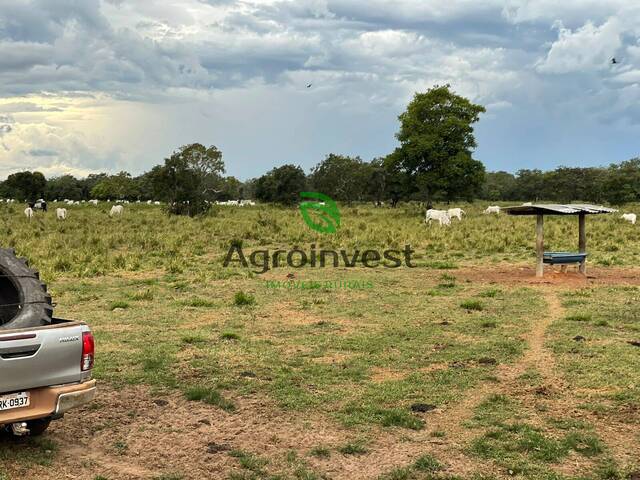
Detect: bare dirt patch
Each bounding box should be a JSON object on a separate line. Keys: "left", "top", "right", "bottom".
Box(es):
{"left": 2, "top": 386, "right": 487, "bottom": 480}
{"left": 453, "top": 264, "right": 640, "bottom": 287}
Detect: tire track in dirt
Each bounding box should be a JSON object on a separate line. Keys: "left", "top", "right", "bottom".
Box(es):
{"left": 407, "top": 287, "right": 565, "bottom": 475}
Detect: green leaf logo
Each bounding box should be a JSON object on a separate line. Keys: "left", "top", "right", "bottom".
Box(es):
{"left": 299, "top": 192, "right": 341, "bottom": 234}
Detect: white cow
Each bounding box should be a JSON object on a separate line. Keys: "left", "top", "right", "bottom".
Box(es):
{"left": 621, "top": 213, "right": 637, "bottom": 225}
{"left": 56, "top": 208, "right": 67, "bottom": 220}
{"left": 484, "top": 206, "right": 501, "bottom": 215}
{"left": 425, "top": 209, "right": 451, "bottom": 226}
{"left": 89, "top": 199, "right": 98, "bottom": 205}
{"left": 110, "top": 205, "right": 124, "bottom": 217}
{"left": 447, "top": 208, "right": 465, "bottom": 221}
{"left": 24, "top": 207, "right": 34, "bottom": 220}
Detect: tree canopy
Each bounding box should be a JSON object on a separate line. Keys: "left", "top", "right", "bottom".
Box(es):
{"left": 255, "top": 165, "right": 307, "bottom": 205}
{"left": 1, "top": 171, "right": 46, "bottom": 201}
{"left": 393, "top": 85, "right": 486, "bottom": 202}
{"left": 150, "top": 143, "right": 226, "bottom": 216}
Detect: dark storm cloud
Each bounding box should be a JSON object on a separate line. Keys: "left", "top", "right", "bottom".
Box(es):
{"left": 0, "top": 0, "right": 639, "bottom": 178}
{"left": 26, "top": 148, "right": 58, "bottom": 156}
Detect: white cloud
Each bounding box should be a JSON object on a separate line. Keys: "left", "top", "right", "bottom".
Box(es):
{"left": 536, "top": 19, "right": 623, "bottom": 74}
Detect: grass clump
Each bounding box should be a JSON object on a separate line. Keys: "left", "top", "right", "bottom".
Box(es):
{"left": 179, "top": 297, "right": 216, "bottom": 308}
{"left": 127, "top": 289, "right": 154, "bottom": 301}
{"left": 309, "top": 446, "right": 331, "bottom": 459}
{"left": 220, "top": 331, "right": 240, "bottom": 341}
{"left": 461, "top": 299, "right": 484, "bottom": 311}
{"left": 413, "top": 453, "right": 443, "bottom": 473}
{"left": 184, "top": 386, "right": 235, "bottom": 412}
{"left": 338, "top": 441, "right": 368, "bottom": 456}
{"left": 233, "top": 291, "right": 255, "bottom": 306}
{"left": 379, "top": 409, "right": 424, "bottom": 430}
{"left": 229, "top": 449, "right": 268, "bottom": 474}
{"left": 108, "top": 300, "right": 129, "bottom": 310}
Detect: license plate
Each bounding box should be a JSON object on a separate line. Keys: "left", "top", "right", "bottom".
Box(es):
{"left": 0, "top": 392, "right": 30, "bottom": 412}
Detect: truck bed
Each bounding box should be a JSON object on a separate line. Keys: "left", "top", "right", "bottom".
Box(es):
{"left": 0, "top": 318, "right": 92, "bottom": 394}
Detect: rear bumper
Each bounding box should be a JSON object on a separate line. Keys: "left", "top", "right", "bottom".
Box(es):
{"left": 0, "top": 380, "right": 96, "bottom": 425}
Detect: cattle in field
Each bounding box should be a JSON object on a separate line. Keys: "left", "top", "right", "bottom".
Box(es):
{"left": 621, "top": 213, "right": 637, "bottom": 225}
{"left": 447, "top": 208, "right": 465, "bottom": 221}
{"left": 484, "top": 206, "right": 501, "bottom": 214}
{"left": 425, "top": 209, "right": 451, "bottom": 226}
{"left": 110, "top": 205, "right": 124, "bottom": 217}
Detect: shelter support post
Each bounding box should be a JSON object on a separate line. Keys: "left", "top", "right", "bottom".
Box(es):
{"left": 536, "top": 214, "right": 544, "bottom": 277}
{"left": 578, "top": 213, "right": 586, "bottom": 274}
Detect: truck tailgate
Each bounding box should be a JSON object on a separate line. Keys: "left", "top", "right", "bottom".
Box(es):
{"left": 0, "top": 321, "right": 89, "bottom": 394}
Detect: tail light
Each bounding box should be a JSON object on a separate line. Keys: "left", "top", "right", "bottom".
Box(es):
{"left": 81, "top": 331, "right": 95, "bottom": 371}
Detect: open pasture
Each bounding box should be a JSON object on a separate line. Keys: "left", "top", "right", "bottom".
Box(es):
{"left": 1, "top": 202, "right": 640, "bottom": 278}
{"left": 1, "top": 202, "right": 640, "bottom": 480}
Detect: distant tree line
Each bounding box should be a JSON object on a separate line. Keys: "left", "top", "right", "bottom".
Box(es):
{"left": 2, "top": 85, "right": 638, "bottom": 215}
{"left": 4, "top": 156, "right": 640, "bottom": 210}
{"left": 481, "top": 160, "right": 640, "bottom": 204}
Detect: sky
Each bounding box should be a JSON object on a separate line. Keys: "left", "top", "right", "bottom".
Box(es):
{"left": 1, "top": 0, "right": 640, "bottom": 180}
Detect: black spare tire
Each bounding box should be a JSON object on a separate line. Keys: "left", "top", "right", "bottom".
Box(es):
{"left": 0, "top": 248, "right": 53, "bottom": 330}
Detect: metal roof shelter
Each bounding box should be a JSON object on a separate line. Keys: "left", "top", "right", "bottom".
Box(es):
{"left": 503, "top": 204, "right": 617, "bottom": 277}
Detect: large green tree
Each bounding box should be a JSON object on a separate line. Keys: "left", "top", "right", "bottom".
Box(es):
{"left": 395, "top": 85, "right": 486, "bottom": 203}
{"left": 310, "top": 154, "right": 369, "bottom": 202}
{"left": 255, "top": 165, "right": 307, "bottom": 204}
{"left": 482, "top": 171, "right": 517, "bottom": 201}
{"left": 2, "top": 171, "right": 46, "bottom": 201}
{"left": 151, "top": 143, "right": 226, "bottom": 215}
{"left": 604, "top": 158, "right": 640, "bottom": 205}
{"left": 45, "top": 175, "right": 83, "bottom": 200}
{"left": 91, "top": 171, "right": 139, "bottom": 200}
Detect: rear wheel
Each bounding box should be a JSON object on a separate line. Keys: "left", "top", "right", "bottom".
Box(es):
{"left": 0, "top": 249, "right": 53, "bottom": 330}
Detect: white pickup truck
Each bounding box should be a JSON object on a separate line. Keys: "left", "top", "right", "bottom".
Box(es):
{"left": 0, "top": 248, "right": 96, "bottom": 436}
{"left": 0, "top": 318, "right": 96, "bottom": 435}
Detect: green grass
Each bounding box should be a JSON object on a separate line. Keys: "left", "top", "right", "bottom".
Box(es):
{"left": 3, "top": 202, "right": 640, "bottom": 479}
{"left": 184, "top": 386, "right": 236, "bottom": 412}
{"left": 309, "top": 446, "right": 331, "bottom": 459}
{"left": 220, "top": 331, "right": 241, "bottom": 341}
{"left": 5, "top": 201, "right": 640, "bottom": 282}
{"left": 460, "top": 299, "right": 484, "bottom": 311}
{"left": 337, "top": 441, "right": 368, "bottom": 456}
{"left": 549, "top": 287, "right": 640, "bottom": 408}
{"left": 233, "top": 291, "right": 256, "bottom": 306}
{"left": 378, "top": 453, "right": 444, "bottom": 480}
{"left": 108, "top": 300, "right": 129, "bottom": 310}
{"left": 0, "top": 437, "right": 57, "bottom": 467}
{"left": 467, "top": 392, "right": 607, "bottom": 477}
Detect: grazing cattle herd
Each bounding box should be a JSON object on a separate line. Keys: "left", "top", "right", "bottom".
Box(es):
{"left": 426, "top": 204, "right": 639, "bottom": 228}
{"left": 5, "top": 198, "right": 639, "bottom": 229}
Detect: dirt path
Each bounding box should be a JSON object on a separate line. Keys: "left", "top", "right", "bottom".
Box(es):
{"left": 411, "top": 287, "right": 565, "bottom": 473}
